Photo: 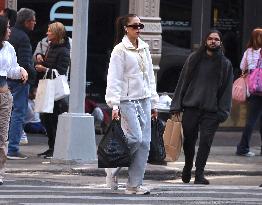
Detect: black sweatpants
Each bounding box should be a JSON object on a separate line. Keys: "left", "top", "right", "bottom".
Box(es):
{"left": 182, "top": 108, "right": 219, "bottom": 175}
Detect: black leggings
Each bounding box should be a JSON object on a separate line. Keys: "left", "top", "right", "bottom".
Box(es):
{"left": 41, "top": 98, "right": 68, "bottom": 150}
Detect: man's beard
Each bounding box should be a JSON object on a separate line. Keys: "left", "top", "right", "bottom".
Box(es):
{"left": 206, "top": 44, "right": 221, "bottom": 52}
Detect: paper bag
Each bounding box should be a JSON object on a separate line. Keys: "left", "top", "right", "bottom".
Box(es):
{"left": 163, "top": 115, "right": 183, "bottom": 161}
{"left": 35, "top": 78, "right": 55, "bottom": 113}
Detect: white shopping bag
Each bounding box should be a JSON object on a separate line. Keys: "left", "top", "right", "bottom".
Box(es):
{"left": 53, "top": 69, "right": 70, "bottom": 101}
{"left": 35, "top": 75, "right": 55, "bottom": 113}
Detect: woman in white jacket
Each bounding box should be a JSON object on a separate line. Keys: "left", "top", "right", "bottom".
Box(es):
{"left": 0, "top": 16, "right": 28, "bottom": 185}
{"left": 105, "top": 14, "right": 159, "bottom": 195}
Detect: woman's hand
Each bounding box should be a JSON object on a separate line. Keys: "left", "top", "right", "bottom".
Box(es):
{"left": 151, "top": 108, "right": 158, "bottom": 118}
{"left": 36, "top": 54, "right": 44, "bottom": 64}
{"left": 20, "top": 67, "right": 28, "bottom": 83}
{"left": 112, "top": 109, "right": 120, "bottom": 120}
{"left": 35, "top": 64, "right": 47, "bottom": 72}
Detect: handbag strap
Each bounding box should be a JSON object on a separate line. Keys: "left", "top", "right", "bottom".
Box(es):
{"left": 256, "top": 49, "right": 262, "bottom": 68}
{"left": 52, "top": 69, "right": 60, "bottom": 78}
{"left": 42, "top": 68, "right": 52, "bottom": 79}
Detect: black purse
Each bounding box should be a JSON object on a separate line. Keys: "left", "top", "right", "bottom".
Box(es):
{"left": 97, "top": 119, "right": 131, "bottom": 168}
{"left": 148, "top": 117, "right": 166, "bottom": 164}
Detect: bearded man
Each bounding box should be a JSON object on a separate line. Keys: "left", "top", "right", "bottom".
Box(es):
{"left": 170, "top": 30, "right": 233, "bottom": 185}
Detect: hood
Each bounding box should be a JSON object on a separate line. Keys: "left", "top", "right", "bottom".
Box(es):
{"left": 122, "top": 35, "right": 149, "bottom": 50}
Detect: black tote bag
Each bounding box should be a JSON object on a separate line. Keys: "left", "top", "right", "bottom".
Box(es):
{"left": 97, "top": 119, "right": 131, "bottom": 168}
{"left": 148, "top": 117, "right": 166, "bottom": 164}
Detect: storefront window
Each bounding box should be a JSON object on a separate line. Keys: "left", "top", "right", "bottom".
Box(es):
{"left": 211, "top": 0, "right": 243, "bottom": 75}
{"left": 17, "top": 0, "right": 124, "bottom": 102}
{"left": 158, "top": 0, "right": 192, "bottom": 93}
{"left": 212, "top": 0, "right": 246, "bottom": 128}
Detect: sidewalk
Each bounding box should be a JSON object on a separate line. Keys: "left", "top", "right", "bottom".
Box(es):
{"left": 5, "top": 131, "right": 262, "bottom": 180}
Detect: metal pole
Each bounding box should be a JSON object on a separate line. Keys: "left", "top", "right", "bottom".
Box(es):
{"left": 69, "top": 0, "right": 88, "bottom": 113}
{"left": 53, "top": 0, "right": 97, "bottom": 163}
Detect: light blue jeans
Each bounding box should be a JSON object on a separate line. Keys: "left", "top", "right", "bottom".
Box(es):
{"left": 119, "top": 98, "right": 151, "bottom": 188}
{"left": 7, "top": 81, "right": 29, "bottom": 154}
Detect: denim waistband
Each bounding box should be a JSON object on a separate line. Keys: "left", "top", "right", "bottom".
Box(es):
{"left": 0, "top": 76, "right": 7, "bottom": 87}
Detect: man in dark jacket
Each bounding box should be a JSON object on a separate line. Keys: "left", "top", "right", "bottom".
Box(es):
{"left": 170, "top": 30, "right": 233, "bottom": 185}
{"left": 7, "top": 8, "right": 36, "bottom": 160}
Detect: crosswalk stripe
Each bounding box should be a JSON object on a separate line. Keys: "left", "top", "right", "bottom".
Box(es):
{"left": 1, "top": 188, "right": 262, "bottom": 197}
{"left": 0, "top": 195, "right": 262, "bottom": 202}
{"left": 1, "top": 183, "right": 262, "bottom": 204}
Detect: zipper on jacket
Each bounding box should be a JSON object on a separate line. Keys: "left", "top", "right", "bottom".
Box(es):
{"left": 127, "top": 78, "right": 129, "bottom": 96}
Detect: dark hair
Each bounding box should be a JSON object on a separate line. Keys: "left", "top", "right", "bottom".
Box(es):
{"left": 0, "top": 16, "right": 8, "bottom": 48}
{"left": 186, "top": 29, "right": 224, "bottom": 81}
{"left": 200, "top": 29, "right": 224, "bottom": 51}
{"left": 16, "top": 8, "right": 35, "bottom": 25}
{"left": 247, "top": 28, "right": 262, "bottom": 49}
{"left": 114, "top": 14, "right": 137, "bottom": 46}
{"left": 3, "top": 8, "right": 17, "bottom": 27}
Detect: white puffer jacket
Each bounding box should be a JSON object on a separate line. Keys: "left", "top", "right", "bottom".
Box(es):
{"left": 105, "top": 35, "right": 159, "bottom": 109}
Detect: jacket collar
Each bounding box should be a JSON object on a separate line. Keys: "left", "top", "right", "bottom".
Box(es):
{"left": 14, "top": 23, "right": 30, "bottom": 34}
{"left": 122, "top": 35, "right": 148, "bottom": 50}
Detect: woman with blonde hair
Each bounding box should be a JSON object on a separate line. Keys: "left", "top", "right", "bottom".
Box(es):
{"left": 236, "top": 28, "right": 262, "bottom": 157}
{"left": 35, "top": 21, "right": 70, "bottom": 159}
{"left": 0, "top": 16, "right": 28, "bottom": 185}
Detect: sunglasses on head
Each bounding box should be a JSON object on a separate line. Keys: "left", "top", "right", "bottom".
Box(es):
{"left": 126, "top": 23, "right": 144, "bottom": 29}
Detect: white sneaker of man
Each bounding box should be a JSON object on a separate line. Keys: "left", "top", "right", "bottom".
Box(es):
{"left": 105, "top": 168, "right": 118, "bottom": 190}
{"left": 125, "top": 186, "right": 150, "bottom": 195}
{"left": 20, "top": 131, "right": 28, "bottom": 145}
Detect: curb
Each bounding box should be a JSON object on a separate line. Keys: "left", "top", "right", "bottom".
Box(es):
{"left": 6, "top": 168, "right": 262, "bottom": 181}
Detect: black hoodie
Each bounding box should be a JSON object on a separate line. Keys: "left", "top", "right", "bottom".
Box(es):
{"left": 170, "top": 49, "right": 234, "bottom": 123}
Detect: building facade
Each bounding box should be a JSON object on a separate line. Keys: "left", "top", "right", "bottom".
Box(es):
{"left": 2, "top": 0, "right": 262, "bottom": 128}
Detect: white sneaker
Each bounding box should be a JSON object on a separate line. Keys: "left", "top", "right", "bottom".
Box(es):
{"left": 20, "top": 132, "right": 28, "bottom": 145}
{"left": 237, "top": 151, "right": 255, "bottom": 157}
{"left": 105, "top": 168, "right": 118, "bottom": 190}
{"left": 0, "top": 178, "right": 3, "bottom": 185}
{"left": 125, "top": 186, "right": 150, "bottom": 195}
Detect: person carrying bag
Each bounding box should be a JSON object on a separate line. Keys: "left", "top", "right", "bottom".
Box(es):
{"left": 236, "top": 28, "right": 262, "bottom": 157}
{"left": 35, "top": 22, "right": 70, "bottom": 159}
{"left": 104, "top": 14, "right": 159, "bottom": 194}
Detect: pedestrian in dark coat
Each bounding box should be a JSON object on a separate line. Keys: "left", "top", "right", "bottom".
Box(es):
{"left": 7, "top": 8, "right": 37, "bottom": 160}
{"left": 35, "top": 22, "right": 70, "bottom": 159}
{"left": 170, "top": 30, "right": 233, "bottom": 185}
